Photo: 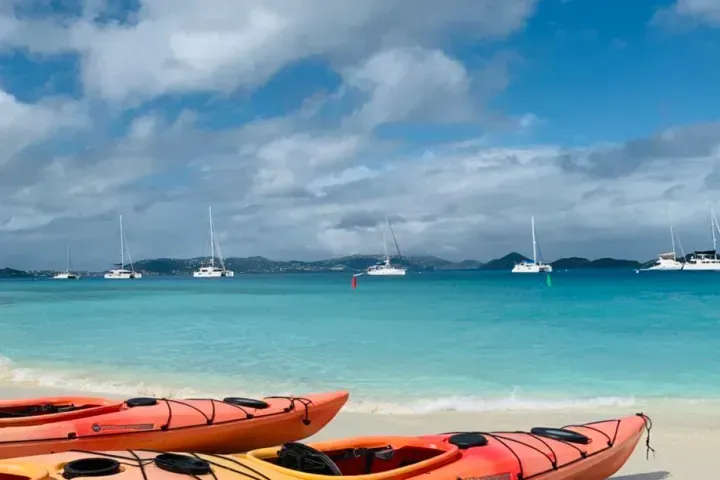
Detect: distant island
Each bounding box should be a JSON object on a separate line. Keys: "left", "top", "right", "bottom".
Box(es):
{"left": 0, "top": 252, "right": 647, "bottom": 278}
{"left": 0, "top": 268, "right": 34, "bottom": 278}
{"left": 480, "top": 253, "right": 643, "bottom": 271}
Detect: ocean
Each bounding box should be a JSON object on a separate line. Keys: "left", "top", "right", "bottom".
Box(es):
{"left": 1, "top": 270, "right": 718, "bottom": 414}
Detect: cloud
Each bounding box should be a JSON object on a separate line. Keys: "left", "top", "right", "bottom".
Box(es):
{"left": 249, "top": 133, "right": 365, "bottom": 196}
{"left": 557, "top": 123, "right": 720, "bottom": 178}
{"left": 3, "top": 109, "right": 720, "bottom": 270}
{"left": 250, "top": 124, "right": 720, "bottom": 263}
{"left": 0, "top": 89, "right": 87, "bottom": 166}
{"left": 341, "top": 47, "right": 474, "bottom": 129}
{"left": 3, "top": 0, "right": 720, "bottom": 271}
{"left": 651, "top": 0, "right": 720, "bottom": 28}
{"left": 0, "top": 0, "right": 538, "bottom": 104}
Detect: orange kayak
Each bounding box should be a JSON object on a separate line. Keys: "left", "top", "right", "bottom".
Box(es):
{"left": 0, "top": 391, "right": 348, "bottom": 458}
{"left": 0, "top": 413, "right": 651, "bottom": 480}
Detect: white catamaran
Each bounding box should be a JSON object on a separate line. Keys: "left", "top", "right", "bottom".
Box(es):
{"left": 684, "top": 207, "right": 720, "bottom": 271}
{"left": 104, "top": 214, "right": 142, "bottom": 279}
{"left": 52, "top": 245, "right": 79, "bottom": 279}
{"left": 193, "top": 206, "right": 234, "bottom": 278}
{"left": 512, "top": 216, "right": 552, "bottom": 273}
{"left": 366, "top": 216, "right": 406, "bottom": 276}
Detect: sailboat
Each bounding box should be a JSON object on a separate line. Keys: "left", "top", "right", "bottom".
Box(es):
{"left": 512, "top": 216, "right": 552, "bottom": 273}
{"left": 104, "top": 214, "right": 142, "bottom": 279}
{"left": 52, "top": 245, "right": 79, "bottom": 279}
{"left": 366, "top": 216, "right": 406, "bottom": 276}
{"left": 193, "top": 206, "right": 234, "bottom": 278}
{"left": 640, "top": 214, "right": 684, "bottom": 271}
{"left": 684, "top": 207, "right": 720, "bottom": 271}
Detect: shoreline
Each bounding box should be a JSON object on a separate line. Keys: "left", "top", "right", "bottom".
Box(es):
{"left": 3, "top": 353, "right": 719, "bottom": 416}
{"left": 2, "top": 375, "right": 720, "bottom": 415}
{"left": 0, "top": 384, "right": 717, "bottom": 478}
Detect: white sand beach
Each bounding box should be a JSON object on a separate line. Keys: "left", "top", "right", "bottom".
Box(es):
{"left": 0, "top": 384, "right": 716, "bottom": 479}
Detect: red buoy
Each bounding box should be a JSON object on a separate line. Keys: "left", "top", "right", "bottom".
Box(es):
{"left": 351, "top": 276, "right": 357, "bottom": 289}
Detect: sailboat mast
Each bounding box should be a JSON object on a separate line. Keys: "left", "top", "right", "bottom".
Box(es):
{"left": 531, "top": 216, "right": 537, "bottom": 264}
{"left": 670, "top": 224, "right": 677, "bottom": 260}
{"left": 66, "top": 245, "right": 71, "bottom": 273}
{"left": 386, "top": 216, "right": 403, "bottom": 259}
{"left": 382, "top": 227, "right": 389, "bottom": 263}
{"left": 712, "top": 208, "right": 718, "bottom": 253}
{"left": 119, "top": 215, "right": 124, "bottom": 268}
{"left": 209, "top": 206, "right": 215, "bottom": 268}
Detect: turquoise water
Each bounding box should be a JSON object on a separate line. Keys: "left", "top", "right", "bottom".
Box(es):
{"left": 1, "top": 271, "right": 719, "bottom": 413}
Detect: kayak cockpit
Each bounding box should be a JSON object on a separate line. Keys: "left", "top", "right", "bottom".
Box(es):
{"left": 0, "top": 397, "right": 121, "bottom": 427}
{"left": 245, "top": 437, "right": 460, "bottom": 478}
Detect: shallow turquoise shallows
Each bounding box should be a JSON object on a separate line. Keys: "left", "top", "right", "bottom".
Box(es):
{"left": 1, "top": 270, "right": 718, "bottom": 413}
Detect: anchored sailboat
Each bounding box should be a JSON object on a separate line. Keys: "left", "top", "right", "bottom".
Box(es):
{"left": 104, "top": 214, "right": 142, "bottom": 279}
{"left": 52, "top": 245, "right": 79, "bottom": 279}
{"left": 512, "top": 216, "right": 552, "bottom": 273}
{"left": 193, "top": 206, "right": 234, "bottom": 278}
{"left": 640, "top": 213, "right": 684, "bottom": 271}
{"left": 684, "top": 207, "right": 720, "bottom": 271}
{"left": 366, "top": 216, "right": 406, "bottom": 276}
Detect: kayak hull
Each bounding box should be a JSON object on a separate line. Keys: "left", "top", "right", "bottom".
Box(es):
{"left": 0, "top": 391, "right": 348, "bottom": 458}
{"left": 0, "top": 413, "right": 649, "bottom": 480}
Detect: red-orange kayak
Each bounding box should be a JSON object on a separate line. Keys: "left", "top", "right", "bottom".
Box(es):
{"left": 0, "top": 391, "right": 348, "bottom": 458}
{"left": 0, "top": 412, "right": 650, "bottom": 480}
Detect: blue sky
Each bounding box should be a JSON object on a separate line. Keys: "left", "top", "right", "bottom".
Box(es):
{"left": 1, "top": 0, "right": 720, "bottom": 269}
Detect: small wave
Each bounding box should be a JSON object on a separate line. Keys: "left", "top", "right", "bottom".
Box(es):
{"left": 0, "top": 355, "right": 221, "bottom": 399}
{"left": 0, "top": 354, "right": 709, "bottom": 415}
{"left": 344, "top": 394, "right": 639, "bottom": 414}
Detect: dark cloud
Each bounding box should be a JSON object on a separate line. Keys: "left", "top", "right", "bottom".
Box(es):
{"left": 334, "top": 212, "right": 407, "bottom": 230}
{"left": 335, "top": 212, "right": 384, "bottom": 230}
{"left": 558, "top": 123, "right": 720, "bottom": 178}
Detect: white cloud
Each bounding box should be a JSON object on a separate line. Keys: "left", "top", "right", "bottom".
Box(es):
{"left": 652, "top": 0, "right": 720, "bottom": 27}
{"left": 250, "top": 133, "right": 364, "bottom": 196}
{"left": 0, "top": 90, "right": 87, "bottom": 166}
{"left": 673, "top": 0, "right": 720, "bottom": 23}
{"left": 0, "top": 0, "right": 537, "bottom": 103}
{"left": 342, "top": 47, "right": 473, "bottom": 129}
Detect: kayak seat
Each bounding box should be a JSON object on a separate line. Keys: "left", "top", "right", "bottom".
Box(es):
{"left": 276, "top": 443, "right": 444, "bottom": 476}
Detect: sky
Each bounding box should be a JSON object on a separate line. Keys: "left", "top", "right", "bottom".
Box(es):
{"left": 2, "top": 0, "right": 720, "bottom": 270}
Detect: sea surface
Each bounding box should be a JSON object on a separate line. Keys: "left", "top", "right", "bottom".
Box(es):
{"left": 1, "top": 270, "right": 719, "bottom": 414}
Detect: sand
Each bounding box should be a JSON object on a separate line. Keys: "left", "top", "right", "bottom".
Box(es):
{"left": 1, "top": 384, "right": 716, "bottom": 479}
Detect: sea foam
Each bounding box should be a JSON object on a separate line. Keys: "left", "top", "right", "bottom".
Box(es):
{"left": 0, "top": 354, "right": 643, "bottom": 414}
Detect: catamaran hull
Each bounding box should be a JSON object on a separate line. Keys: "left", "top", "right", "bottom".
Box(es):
{"left": 642, "top": 264, "right": 683, "bottom": 271}
{"left": 193, "top": 271, "right": 235, "bottom": 278}
{"left": 104, "top": 273, "right": 142, "bottom": 279}
{"left": 512, "top": 264, "right": 552, "bottom": 273}
{"left": 683, "top": 263, "right": 720, "bottom": 271}
{"left": 366, "top": 269, "right": 406, "bottom": 276}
